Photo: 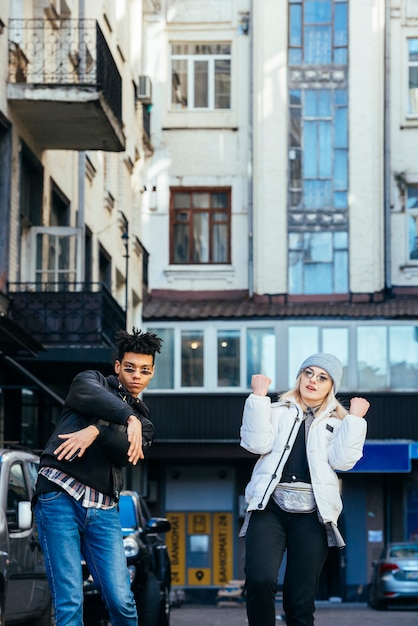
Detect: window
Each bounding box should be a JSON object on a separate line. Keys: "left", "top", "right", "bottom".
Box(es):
{"left": 20, "top": 143, "right": 43, "bottom": 227}
{"left": 407, "top": 185, "right": 418, "bottom": 260}
{"left": 30, "top": 227, "right": 80, "bottom": 288}
{"left": 170, "top": 188, "right": 231, "bottom": 264}
{"left": 171, "top": 43, "right": 231, "bottom": 110}
{"left": 217, "top": 330, "right": 240, "bottom": 387}
{"left": 99, "top": 244, "right": 111, "bottom": 289}
{"left": 408, "top": 38, "right": 418, "bottom": 115}
{"left": 389, "top": 326, "right": 418, "bottom": 389}
{"left": 288, "top": 2, "right": 349, "bottom": 295}
{"left": 289, "top": 0, "right": 348, "bottom": 65}
{"left": 246, "top": 328, "right": 276, "bottom": 387}
{"left": 357, "top": 326, "right": 387, "bottom": 389}
{"left": 288, "top": 325, "right": 348, "bottom": 388}
{"left": 7, "top": 463, "right": 29, "bottom": 530}
{"left": 145, "top": 322, "right": 418, "bottom": 392}
{"left": 181, "top": 330, "right": 204, "bottom": 387}
{"left": 148, "top": 328, "right": 174, "bottom": 390}
{"left": 289, "top": 231, "right": 348, "bottom": 294}
{"left": 51, "top": 183, "right": 70, "bottom": 226}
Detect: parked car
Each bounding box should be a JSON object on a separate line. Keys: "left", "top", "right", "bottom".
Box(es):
{"left": 368, "top": 541, "right": 418, "bottom": 609}
{"left": 83, "top": 490, "right": 171, "bottom": 626}
{"left": 0, "top": 447, "right": 52, "bottom": 626}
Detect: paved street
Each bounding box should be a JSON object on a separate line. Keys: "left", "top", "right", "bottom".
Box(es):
{"left": 170, "top": 602, "right": 418, "bottom": 626}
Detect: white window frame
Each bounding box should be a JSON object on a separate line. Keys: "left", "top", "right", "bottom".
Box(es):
{"left": 30, "top": 226, "right": 82, "bottom": 286}
{"left": 145, "top": 320, "right": 418, "bottom": 394}
{"left": 170, "top": 43, "right": 231, "bottom": 111}
{"left": 406, "top": 36, "right": 418, "bottom": 119}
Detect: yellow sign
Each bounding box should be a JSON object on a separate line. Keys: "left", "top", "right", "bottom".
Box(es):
{"left": 188, "top": 567, "right": 211, "bottom": 586}
{"left": 188, "top": 512, "right": 211, "bottom": 534}
{"left": 213, "top": 513, "right": 233, "bottom": 585}
{"left": 166, "top": 511, "right": 234, "bottom": 588}
{"left": 166, "top": 513, "right": 186, "bottom": 586}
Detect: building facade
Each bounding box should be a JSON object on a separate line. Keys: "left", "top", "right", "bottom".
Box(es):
{"left": 1, "top": 0, "right": 418, "bottom": 605}
{"left": 0, "top": 0, "right": 152, "bottom": 496}
{"left": 139, "top": 0, "right": 418, "bottom": 602}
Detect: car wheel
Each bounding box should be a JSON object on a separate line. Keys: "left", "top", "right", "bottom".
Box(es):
{"left": 136, "top": 571, "right": 161, "bottom": 626}
{"left": 156, "top": 585, "right": 170, "bottom": 626}
{"left": 367, "top": 584, "right": 387, "bottom": 611}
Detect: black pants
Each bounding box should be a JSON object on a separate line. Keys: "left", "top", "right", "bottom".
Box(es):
{"left": 245, "top": 498, "right": 329, "bottom": 626}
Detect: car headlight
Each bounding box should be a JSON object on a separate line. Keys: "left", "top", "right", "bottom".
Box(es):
{"left": 123, "top": 535, "right": 140, "bottom": 558}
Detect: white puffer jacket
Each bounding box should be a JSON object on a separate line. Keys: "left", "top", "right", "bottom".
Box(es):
{"left": 240, "top": 393, "right": 367, "bottom": 524}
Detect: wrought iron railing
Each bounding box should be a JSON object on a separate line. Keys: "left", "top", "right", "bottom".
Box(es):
{"left": 8, "top": 19, "right": 122, "bottom": 123}
{"left": 8, "top": 282, "right": 126, "bottom": 348}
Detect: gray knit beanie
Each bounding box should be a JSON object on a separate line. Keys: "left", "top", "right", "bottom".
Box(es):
{"left": 298, "top": 353, "right": 343, "bottom": 392}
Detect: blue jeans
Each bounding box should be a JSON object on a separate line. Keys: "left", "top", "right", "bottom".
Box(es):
{"left": 35, "top": 491, "right": 137, "bottom": 626}
{"left": 245, "top": 498, "right": 329, "bottom": 626}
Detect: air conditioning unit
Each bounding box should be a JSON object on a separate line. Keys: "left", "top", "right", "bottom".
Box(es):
{"left": 137, "top": 75, "right": 152, "bottom": 103}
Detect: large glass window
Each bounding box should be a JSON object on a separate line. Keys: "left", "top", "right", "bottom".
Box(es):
{"left": 357, "top": 326, "right": 387, "bottom": 389}
{"left": 408, "top": 39, "right": 418, "bottom": 115}
{"left": 389, "top": 326, "right": 418, "bottom": 389}
{"left": 288, "top": 326, "right": 319, "bottom": 386}
{"left": 147, "top": 328, "right": 175, "bottom": 389}
{"left": 171, "top": 43, "right": 231, "bottom": 110}
{"left": 246, "top": 328, "right": 276, "bottom": 387}
{"left": 288, "top": 325, "right": 348, "bottom": 388}
{"left": 31, "top": 227, "right": 80, "bottom": 288}
{"left": 217, "top": 330, "right": 240, "bottom": 387}
{"left": 181, "top": 330, "right": 204, "bottom": 387}
{"left": 288, "top": 1, "right": 349, "bottom": 296}
{"left": 289, "top": 0, "right": 348, "bottom": 65}
{"left": 145, "top": 322, "right": 418, "bottom": 393}
{"left": 289, "top": 231, "right": 348, "bottom": 294}
{"left": 171, "top": 189, "right": 231, "bottom": 264}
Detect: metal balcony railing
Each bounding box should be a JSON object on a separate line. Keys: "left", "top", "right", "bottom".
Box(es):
{"left": 8, "top": 282, "right": 126, "bottom": 348}
{"left": 8, "top": 19, "right": 122, "bottom": 123}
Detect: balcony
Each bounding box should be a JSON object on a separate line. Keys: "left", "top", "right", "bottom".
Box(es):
{"left": 7, "top": 19, "right": 125, "bottom": 151}
{"left": 7, "top": 282, "right": 126, "bottom": 350}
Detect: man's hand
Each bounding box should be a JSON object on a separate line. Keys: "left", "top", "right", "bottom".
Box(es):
{"left": 126, "top": 415, "right": 144, "bottom": 465}
{"left": 54, "top": 425, "right": 99, "bottom": 461}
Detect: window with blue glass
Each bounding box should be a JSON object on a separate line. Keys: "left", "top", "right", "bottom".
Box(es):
{"left": 217, "top": 329, "right": 240, "bottom": 387}
{"left": 288, "top": 1, "right": 349, "bottom": 295}
{"left": 289, "top": 0, "right": 348, "bottom": 65}
{"left": 246, "top": 328, "right": 276, "bottom": 388}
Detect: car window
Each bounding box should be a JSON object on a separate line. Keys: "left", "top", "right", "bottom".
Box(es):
{"left": 26, "top": 461, "right": 39, "bottom": 492}
{"left": 7, "top": 463, "right": 30, "bottom": 530}
{"left": 390, "top": 545, "right": 418, "bottom": 558}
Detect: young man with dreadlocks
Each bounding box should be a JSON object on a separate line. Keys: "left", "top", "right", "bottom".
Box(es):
{"left": 34, "top": 328, "right": 163, "bottom": 626}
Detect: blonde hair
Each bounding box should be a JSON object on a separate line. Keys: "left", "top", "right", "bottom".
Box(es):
{"left": 280, "top": 373, "right": 348, "bottom": 420}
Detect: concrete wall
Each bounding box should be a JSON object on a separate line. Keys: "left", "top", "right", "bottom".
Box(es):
{"left": 0, "top": 0, "right": 149, "bottom": 326}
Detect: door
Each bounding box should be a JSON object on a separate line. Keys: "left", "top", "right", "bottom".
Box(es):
{"left": 5, "top": 460, "right": 50, "bottom": 620}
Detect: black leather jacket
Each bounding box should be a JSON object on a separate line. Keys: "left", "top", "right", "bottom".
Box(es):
{"left": 36, "top": 370, "right": 155, "bottom": 500}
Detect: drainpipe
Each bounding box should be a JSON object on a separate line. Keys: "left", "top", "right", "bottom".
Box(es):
{"left": 247, "top": 0, "right": 254, "bottom": 298}
{"left": 384, "top": 0, "right": 391, "bottom": 292}
{"left": 78, "top": 0, "right": 86, "bottom": 284}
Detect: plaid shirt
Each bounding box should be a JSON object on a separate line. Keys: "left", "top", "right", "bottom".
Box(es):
{"left": 39, "top": 467, "right": 116, "bottom": 509}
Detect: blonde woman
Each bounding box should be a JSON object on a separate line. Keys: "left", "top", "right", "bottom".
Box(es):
{"left": 240, "top": 353, "right": 369, "bottom": 626}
